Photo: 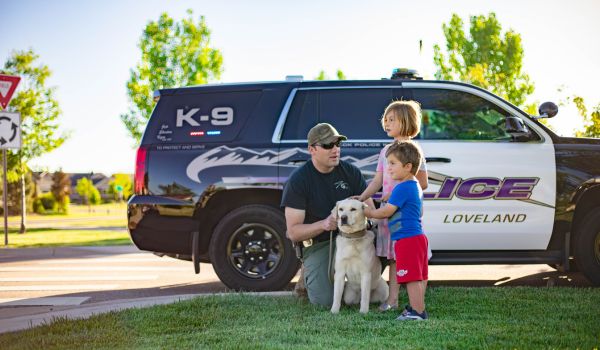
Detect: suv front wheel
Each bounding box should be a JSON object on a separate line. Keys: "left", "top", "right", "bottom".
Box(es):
{"left": 574, "top": 207, "right": 600, "bottom": 285}
{"left": 209, "top": 205, "right": 300, "bottom": 291}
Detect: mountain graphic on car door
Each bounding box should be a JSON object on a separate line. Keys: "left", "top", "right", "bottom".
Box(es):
{"left": 185, "top": 146, "right": 379, "bottom": 189}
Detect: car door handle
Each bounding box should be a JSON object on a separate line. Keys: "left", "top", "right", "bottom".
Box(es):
{"left": 426, "top": 157, "right": 451, "bottom": 163}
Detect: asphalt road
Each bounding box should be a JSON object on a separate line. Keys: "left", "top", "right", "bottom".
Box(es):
{"left": 0, "top": 245, "right": 592, "bottom": 323}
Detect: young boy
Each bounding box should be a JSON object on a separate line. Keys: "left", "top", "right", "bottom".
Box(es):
{"left": 364, "top": 140, "right": 429, "bottom": 320}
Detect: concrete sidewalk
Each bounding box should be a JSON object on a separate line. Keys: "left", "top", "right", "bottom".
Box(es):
{"left": 0, "top": 291, "right": 293, "bottom": 334}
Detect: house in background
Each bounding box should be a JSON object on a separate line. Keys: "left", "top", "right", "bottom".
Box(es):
{"left": 32, "top": 172, "right": 54, "bottom": 194}
{"left": 32, "top": 172, "right": 120, "bottom": 203}
{"left": 68, "top": 173, "right": 110, "bottom": 203}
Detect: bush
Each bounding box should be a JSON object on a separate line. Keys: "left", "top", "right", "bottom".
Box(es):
{"left": 33, "top": 199, "right": 46, "bottom": 214}
{"left": 56, "top": 195, "right": 70, "bottom": 214}
{"left": 90, "top": 187, "right": 102, "bottom": 205}
{"left": 34, "top": 193, "right": 58, "bottom": 213}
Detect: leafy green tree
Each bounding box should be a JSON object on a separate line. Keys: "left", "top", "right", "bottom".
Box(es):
{"left": 51, "top": 170, "right": 71, "bottom": 213}
{"left": 1, "top": 49, "right": 66, "bottom": 179}
{"left": 315, "top": 69, "right": 346, "bottom": 80}
{"left": 121, "top": 9, "right": 224, "bottom": 141}
{"left": 1, "top": 49, "right": 67, "bottom": 232}
{"left": 3, "top": 171, "right": 34, "bottom": 215}
{"left": 107, "top": 173, "right": 133, "bottom": 201}
{"left": 433, "top": 13, "right": 534, "bottom": 107}
{"left": 76, "top": 178, "right": 101, "bottom": 207}
{"left": 572, "top": 97, "right": 600, "bottom": 138}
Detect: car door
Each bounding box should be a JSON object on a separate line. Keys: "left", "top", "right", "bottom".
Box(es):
{"left": 404, "top": 83, "right": 556, "bottom": 250}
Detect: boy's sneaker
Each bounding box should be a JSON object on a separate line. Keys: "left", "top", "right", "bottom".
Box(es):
{"left": 396, "top": 308, "right": 428, "bottom": 321}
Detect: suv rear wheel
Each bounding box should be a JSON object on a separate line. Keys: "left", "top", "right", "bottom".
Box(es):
{"left": 209, "top": 205, "right": 300, "bottom": 291}
{"left": 574, "top": 207, "right": 600, "bottom": 285}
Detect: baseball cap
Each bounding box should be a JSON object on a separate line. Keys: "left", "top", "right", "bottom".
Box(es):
{"left": 307, "top": 123, "right": 347, "bottom": 145}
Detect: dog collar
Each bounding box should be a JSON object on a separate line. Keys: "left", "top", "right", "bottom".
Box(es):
{"left": 339, "top": 229, "right": 367, "bottom": 239}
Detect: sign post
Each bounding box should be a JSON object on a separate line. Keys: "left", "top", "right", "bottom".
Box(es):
{"left": 0, "top": 74, "right": 21, "bottom": 246}
{"left": 115, "top": 185, "right": 124, "bottom": 202}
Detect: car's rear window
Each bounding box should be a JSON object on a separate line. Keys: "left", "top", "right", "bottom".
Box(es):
{"left": 142, "top": 90, "right": 262, "bottom": 144}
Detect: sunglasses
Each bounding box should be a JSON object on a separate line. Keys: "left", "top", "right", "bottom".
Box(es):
{"left": 313, "top": 139, "right": 343, "bottom": 150}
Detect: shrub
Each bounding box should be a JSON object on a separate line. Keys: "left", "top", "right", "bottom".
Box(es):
{"left": 34, "top": 193, "right": 58, "bottom": 213}
{"left": 56, "top": 195, "right": 70, "bottom": 214}
{"left": 89, "top": 187, "right": 102, "bottom": 205}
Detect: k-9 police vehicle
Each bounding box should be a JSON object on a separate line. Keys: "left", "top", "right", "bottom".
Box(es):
{"left": 128, "top": 69, "right": 600, "bottom": 290}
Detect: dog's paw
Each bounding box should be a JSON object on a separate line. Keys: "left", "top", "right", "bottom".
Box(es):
{"left": 330, "top": 306, "right": 340, "bottom": 314}
{"left": 359, "top": 307, "right": 369, "bottom": 314}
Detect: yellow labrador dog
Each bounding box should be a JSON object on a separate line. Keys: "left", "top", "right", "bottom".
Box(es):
{"left": 330, "top": 199, "right": 388, "bottom": 314}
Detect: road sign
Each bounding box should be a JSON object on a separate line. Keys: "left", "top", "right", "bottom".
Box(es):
{"left": 0, "top": 112, "right": 21, "bottom": 149}
{"left": 0, "top": 75, "right": 21, "bottom": 109}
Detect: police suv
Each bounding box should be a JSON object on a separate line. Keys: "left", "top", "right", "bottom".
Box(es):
{"left": 128, "top": 69, "right": 600, "bottom": 290}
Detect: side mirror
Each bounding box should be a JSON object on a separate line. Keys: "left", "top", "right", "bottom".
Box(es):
{"left": 535, "top": 102, "right": 558, "bottom": 119}
{"left": 505, "top": 116, "right": 531, "bottom": 141}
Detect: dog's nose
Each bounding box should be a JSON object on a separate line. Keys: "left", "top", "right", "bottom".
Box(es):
{"left": 341, "top": 215, "right": 348, "bottom": 225}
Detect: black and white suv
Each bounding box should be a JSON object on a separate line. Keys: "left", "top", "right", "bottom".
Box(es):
{"left": 127, "top": 69, "right": 600, "bottom": 290}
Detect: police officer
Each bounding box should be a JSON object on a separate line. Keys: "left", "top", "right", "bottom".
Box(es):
{"left": 282, "top": 123, "right": 374, "bottom": 306}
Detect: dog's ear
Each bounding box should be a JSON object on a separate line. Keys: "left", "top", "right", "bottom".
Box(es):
{"left": 332, "top": 201, "right": 339, "bottom": 219}
{"left": 362, "top": 202, "right": 368, "bottom": 210}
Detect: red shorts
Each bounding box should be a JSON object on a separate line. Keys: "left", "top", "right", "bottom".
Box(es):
{"left": 394, "top": 234, "right": 429, "bottom": 283}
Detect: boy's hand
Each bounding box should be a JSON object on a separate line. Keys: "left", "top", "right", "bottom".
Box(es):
{"left": 349, "top": 195, "right": 362, "bottom": 201}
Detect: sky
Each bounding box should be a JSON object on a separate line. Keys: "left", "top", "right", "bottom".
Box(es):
{"left": 1, "top": 0, "right": 599, "bottom": 175}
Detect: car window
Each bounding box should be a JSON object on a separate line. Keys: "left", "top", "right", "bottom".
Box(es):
{"left": 319, "top": 89, "right": 391, "bottom": 140}
{"left": 281, "top": 90, "right": 318, "bottom": 140}
{"left": 411, "top": 88, "right": 517, "bottom": 141}
{"left": 282, "top": 88, "right": 393, "bottom": 141}
{"left": 144, "top": 90, "right": 262, "bottom": 144}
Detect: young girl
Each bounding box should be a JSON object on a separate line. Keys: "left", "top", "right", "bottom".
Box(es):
{"left": 357, "top": 100, "right": 428, "bottom": 312}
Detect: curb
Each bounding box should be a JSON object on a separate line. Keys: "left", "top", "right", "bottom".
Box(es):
{"left": 0, "top": 291, "right": 293, "bottom": 334}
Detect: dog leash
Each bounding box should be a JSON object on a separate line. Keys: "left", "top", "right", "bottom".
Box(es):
{"left": 328, "top": 230, "right": 335, "bottom": 284}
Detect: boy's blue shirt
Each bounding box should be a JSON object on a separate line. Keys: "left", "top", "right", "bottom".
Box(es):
{"left": 387, "top": 179, "right": 424, "bottom": 241}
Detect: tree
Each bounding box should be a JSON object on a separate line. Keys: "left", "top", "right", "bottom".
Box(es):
{"left": 3, "top": 171, "right": 34, "bottom": 215}
{"left": 1, "top": 49, "right": 67, "bottom": 232}
{"left": 572, "top": 97, "right": 600, "bottom": 138}
{"left": 107, "top": 174, "right": 132, "bottom": 201}
{"left": 75, "top": 178, "right": 101, "bottom": 208}
{"left": 315, "top": 69, "right": 346, "bottom": 80}
{"left": 51, "top": 170, "right": 71, "bottom": 213}
{"left": 121, "top": 9, "right": 224, "bottom": 142}
{"left": 433, "top": 13, "right": 534, "bottom": 107}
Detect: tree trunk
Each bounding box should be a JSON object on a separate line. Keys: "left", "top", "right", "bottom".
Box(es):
{"left": 19, "top": 173, "right": 26, "bottom": 234}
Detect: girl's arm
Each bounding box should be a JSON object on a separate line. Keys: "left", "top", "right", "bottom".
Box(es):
{"left": 364, "top": 202, "right": 397, "bottom": 220}
{"left": 416, "top": 169, "right": 428, "bottom": 190}
{"left": 357, "top": 171, "right": 383, "bottom": 202}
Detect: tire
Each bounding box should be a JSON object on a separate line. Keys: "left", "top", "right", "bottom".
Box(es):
{"left": 209, "top": 205, "right": 300, "bottom": 291}
{"left": 574, "top": 207, "right": 600, "bottom": 286}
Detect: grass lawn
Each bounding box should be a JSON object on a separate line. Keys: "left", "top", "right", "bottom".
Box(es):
{"left": 2, "top": 228, "right": 131, "bottom": 248}
{"left": 0, "top": 287, "right": 598, "bottom": 349}
{"left": 1, "top": 203, "right": 130, "bottom": 248}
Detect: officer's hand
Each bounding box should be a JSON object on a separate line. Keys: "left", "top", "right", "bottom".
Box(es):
{"left": 321, "top": 213, "right": 337, "bottom": 232}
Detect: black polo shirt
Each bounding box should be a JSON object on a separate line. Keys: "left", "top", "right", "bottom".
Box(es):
{"left": 281, "top": 159, "right": 367, "bottom": 241}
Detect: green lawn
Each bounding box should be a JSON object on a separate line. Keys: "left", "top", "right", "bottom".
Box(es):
{"left": 1, "top": 203, "right": 130, "bottom": 248}
{"left": 2, "top": 228, "right": 131, "bottom": 248}
{"left": 0, "top": 287, "right": 598, "bottom": 349}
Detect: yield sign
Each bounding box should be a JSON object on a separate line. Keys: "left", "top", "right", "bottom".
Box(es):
{"left": 0, "top": 74, "right": 21, "bottom": 109}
